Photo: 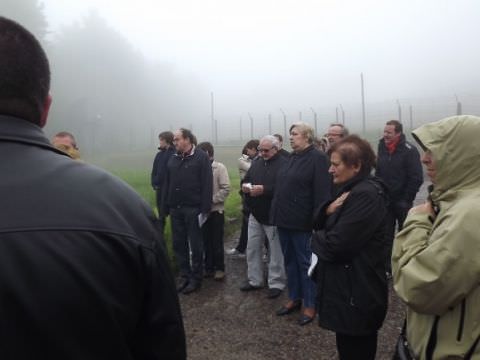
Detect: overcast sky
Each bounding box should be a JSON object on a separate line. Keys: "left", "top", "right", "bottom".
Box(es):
{"left": 42, "top": 0, "right": 480, "bottom": 118}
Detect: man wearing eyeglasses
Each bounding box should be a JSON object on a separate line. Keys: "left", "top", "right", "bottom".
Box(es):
{"left": 327, "top": 123, "right": 349, "bottom": 147}
{"left": 239, "top": 135, "right": 287, "bottom": 299}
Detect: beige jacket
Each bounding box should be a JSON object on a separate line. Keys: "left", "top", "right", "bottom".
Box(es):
{"left": 393, "top": 115, "right": 480, "bottom": 360}
{"left": 238, "top": 154, "right": 251, "bottom": 180}
{"left": 211, "top": 160, "right": 230, "bottom": 212}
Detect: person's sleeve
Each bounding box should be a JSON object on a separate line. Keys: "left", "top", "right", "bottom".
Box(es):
{"left": 243, "top": 164, "right": 253, "bottom": 185}
{"left": 151, "top": 153, "right": 159, "bottom": 188}
{"left": 201, "top": 155, "right": 213, "bottom": 214}
{"left": 374, "top": 143, "right": 383, "bottom": 177}
{"left": 213, "top": 164, "right": 230, "bottom": 204}
{"left": 161, "top": 160, "right": 171, "bottom": 216}
{"left": 238, "top": 157, "right": 250, "bottom": 174}
{"left": 313, "top": 190, "right": 385, "bottom": 262}
{"left": 132, "top": 235, "right": 186, "bottom": 360}
{"left": 312, "top": 153, "right": 332, "bottom": 220}
{"left": 263, "top": 183, "right": 274, "bottom": 197}
{"left": 155, "top": 152, "right": 170, "bottom": 189}
{"left": 392, "top": 208, "right": 480, "bottom": 315}
{"left": 404, "top": 146, "right": 423, "bottom": 203}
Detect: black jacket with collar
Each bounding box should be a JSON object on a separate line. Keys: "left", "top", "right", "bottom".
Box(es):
{"left": 243, "top": 152, "right": 287, "bottom": 225}
{"left": 376, "top": 134, "right": 423, "bottom": 204}
{"left": 163, "top": 146, "right": 213, "bottom": 214}
{"left": 271, "top": 145, "right": 331, "bottom": 231}
{"left": 151, "top": 145, "right": 175, "bottom": 189}
{"left": 311, "top": 174, "right": 389, "bottom": 335}
{"left": 0, "top": 115, "right": 186, "bottom": 359}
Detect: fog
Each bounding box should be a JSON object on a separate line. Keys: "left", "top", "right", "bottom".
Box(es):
{"left": 3, "top": 0, "right": 480, "bottom": 153}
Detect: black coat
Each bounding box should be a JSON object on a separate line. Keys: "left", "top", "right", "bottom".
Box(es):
{"left": 151, "top": 145, "right": 175, "bottom": 189}
{"left": 0, "top": 115, "right": 186, "bottom": 359}
{"left": 243, "top": 153, "right": 287, "bottom": 225}
{"left": 376, "top": 134, "right": 423, "bottom": 204}
{"left": 271, "top": 145, "right": 331, "bottom": 231}
{"left": 163, "top": 147, "right": 213, "bottom": 214}
{"left": 312, "top": 175, "right": 388, "bottom": 336}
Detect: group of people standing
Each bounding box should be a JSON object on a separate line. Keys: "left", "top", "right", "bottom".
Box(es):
{"left": 4, "top": 15, "right": 480, "bottom": 360}
{"left": 151, "top": 128, "right": 231, "bottom": 294}
{"left": 150, "top": 117, "right": 423, "bottom": 358}
{"left": 223, "top": 120, "right": 424, "bottom": 359}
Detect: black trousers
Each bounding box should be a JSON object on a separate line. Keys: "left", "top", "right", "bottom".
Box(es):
{"left": 336, "top": 332, "right": 378, "bottom": 360}
{"left": 235, "top": 195, "right": 250, "bottom": 253}
{"left": 202, "top": 211, "right": 225, "bottom": 273}
{"left": 384, "top": 201, "right": 411, "bottom": 273}
{"left": 170, "top": 206, "right": 204, "bottom": 283}
{"left": 155, "top": 189, "right": 166, "bottom": 232}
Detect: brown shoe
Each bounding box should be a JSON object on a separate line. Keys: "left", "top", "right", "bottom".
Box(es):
{"left": 214, "top": 271, "right": 225, "bottom": 281}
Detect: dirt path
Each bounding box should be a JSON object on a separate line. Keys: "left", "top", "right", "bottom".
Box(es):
{"left": 178, "top": 184, "right": 429, "bottom": 360}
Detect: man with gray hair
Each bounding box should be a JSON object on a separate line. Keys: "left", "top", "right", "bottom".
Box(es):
{"left": 327, "top": 123, "right": 349, "bottom": 147}
{"left": 240, "top": 135, "right": 287, "bottom": 298}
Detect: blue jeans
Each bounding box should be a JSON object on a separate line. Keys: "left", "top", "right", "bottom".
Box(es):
{"left": 278, "top": 227, "right": 316, "bottom": 308}
{"left": 170, "top": 206, "right": 204, "bottom": 284}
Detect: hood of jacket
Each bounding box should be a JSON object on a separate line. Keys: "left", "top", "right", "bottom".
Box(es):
{"left": 412, "top": 115, "right": 480, "bottom": 202}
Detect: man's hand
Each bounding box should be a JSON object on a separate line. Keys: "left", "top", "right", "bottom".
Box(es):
{"left": 249, "top": 185, "right": 264, "bottom": 197}
{"left": 241, "top": 183, "right": 252, "bottom": 194}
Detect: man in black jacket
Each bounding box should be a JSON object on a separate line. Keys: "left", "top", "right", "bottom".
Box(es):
{"left": 151, "top": 130, "right": 175, "bottom": 231}
{"left": 164, "top": 128, "right": 213, "bottom": 294}
{"left": 240, "top": 135, "right": 287, "bottom": 299}
{"left": 0, "top": 16, "right": 185, "bottom": 359}
{"left": 376, "top": 120, "right": 423, "bottom": 275}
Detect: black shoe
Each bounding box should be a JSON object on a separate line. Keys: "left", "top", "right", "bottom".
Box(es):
{"left": 266, "top": 288, "right": 283, "bottom": 299}
{"left": 182, "top": 282, "right": 201, "bottom": 295}
{"left": 240, "top": 282, "right": 262, "bottom": 292}
{"left": 176, "top": 278, "right": 189, "bottom": 293}
{"left": 276, "top": 300, "right": 302, "bottom": 316}
{"left": 298, "top": 314, "right": 314, "bottom": 326}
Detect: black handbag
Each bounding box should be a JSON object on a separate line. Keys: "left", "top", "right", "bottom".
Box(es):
{"left": 393, "top": 320, "right": 416, "bottom": 360}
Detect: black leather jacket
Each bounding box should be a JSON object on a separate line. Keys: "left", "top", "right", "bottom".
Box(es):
{"left": 0, "top": 115, "right": 186, "bottom": 359}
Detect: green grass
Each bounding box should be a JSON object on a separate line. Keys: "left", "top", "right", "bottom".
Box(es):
{"left": 111, "top": 167, "right": 242, "bottom": 270}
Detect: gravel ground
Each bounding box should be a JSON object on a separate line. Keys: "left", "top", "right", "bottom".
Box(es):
{"left": 178, "top": 237, "right": 404, "bottom": 360}
{"left": 178, "top": 184, "right": 428, "bottom": 360}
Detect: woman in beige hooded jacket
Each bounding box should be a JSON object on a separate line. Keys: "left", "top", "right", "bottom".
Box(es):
{"left": 392, "top": 115, "right": 480, "bottom": 359}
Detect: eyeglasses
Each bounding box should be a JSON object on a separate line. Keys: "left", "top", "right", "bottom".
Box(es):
{"left": 257, "top": 147, "right": 273, "bottom": 153}
{"left": 327, "top": 133, "right": 343, "bottom": 137}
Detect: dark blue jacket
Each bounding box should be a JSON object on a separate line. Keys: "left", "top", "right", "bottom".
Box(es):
{"left": 271, "top": 145, "right": 331, "bottom": 231}
{"left": 244, "top": 153, "right": 287, "bottom": 225}
{"left": 151, "top": 145, "right": 175, "bottom": 189}
{"left": 376, "top": 134, "right": 423, "bottom": 204}
{"left": 163, "top": 146, "right": 213, "bottom": 214}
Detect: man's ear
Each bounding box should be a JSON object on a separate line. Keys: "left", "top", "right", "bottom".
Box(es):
{"left": 39, "top": 94, "right": 52, "bottom": 128}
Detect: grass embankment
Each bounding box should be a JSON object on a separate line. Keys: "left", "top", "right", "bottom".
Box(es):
{"left": 113, "top": 169, "right": 242, "bottom": 266}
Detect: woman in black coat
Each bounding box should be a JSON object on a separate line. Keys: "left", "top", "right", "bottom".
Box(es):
{"left": 271, "top": 122, "right": 331, "bottom": 326}
{"left": 311, "top": 135, "right": 388, "bottom": 360}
